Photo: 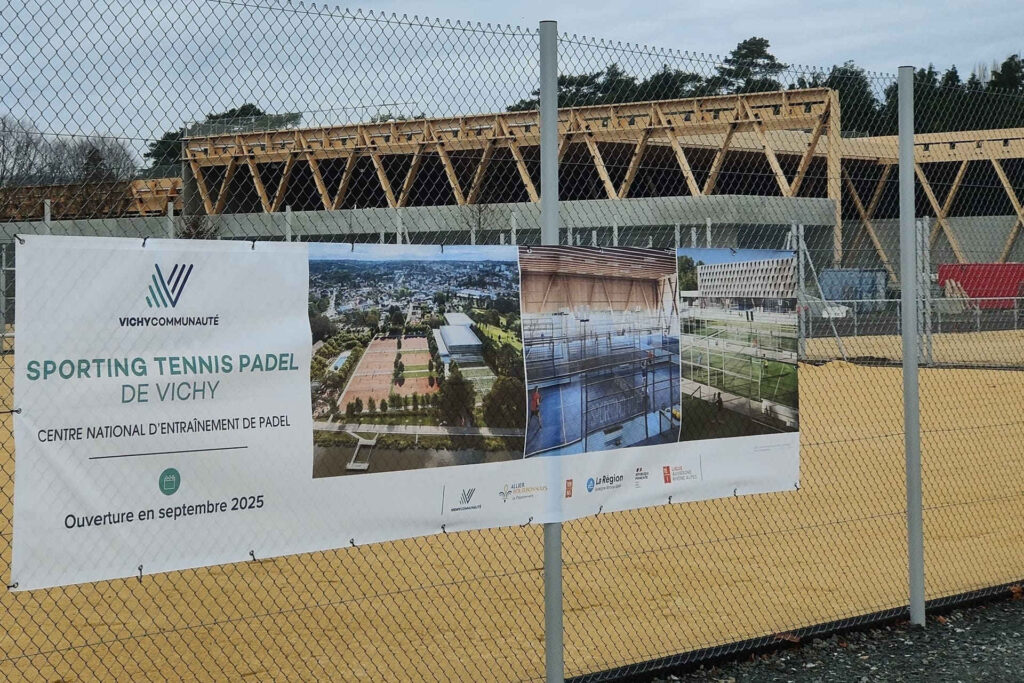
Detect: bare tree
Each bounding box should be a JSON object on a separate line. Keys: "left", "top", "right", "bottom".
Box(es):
{"left": 0, "top": 116, "right": 45, "bottom": 187}
{"left": 0, "top": 116, "right": 136, "bottom": 187}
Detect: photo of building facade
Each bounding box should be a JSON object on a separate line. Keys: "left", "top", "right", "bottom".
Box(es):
{"left": 678, "top": 248, "right": 799, "bottom": 441}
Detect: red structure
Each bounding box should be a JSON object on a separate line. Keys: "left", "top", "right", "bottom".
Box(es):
{"left": 937, "top": 263, "right": 1024, "bottom": 309}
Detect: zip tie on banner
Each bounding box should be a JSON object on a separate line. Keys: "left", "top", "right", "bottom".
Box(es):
{"left": 137, "top": 565, "right": 143, "bottom": 582}
{"left": 6, "top": 582, "right": 18, "bottom": 590}
{"left": 520, "top": 516, "right": 533, "bottom": 527}
{"left": 349, "top": 538, "right": 356, "bottom": 547}
{"left": 250, "top": 239, "right": 257, "bottom": 250}
{"left": 440, "top": 524, "right": 447, "bottom": 534}
{"left": 13, "top": 235, "right": 25, "bottom": 245}
{"left": 141, "top": 237, "right": 148, "bottom": 247}
{"left": 595, "top": 505, "right": 603, "bottom": 517}
{"left": 733, "top": 488, "right": 738, "bottom": 497}
{"left": 350, "top": 242, "right": 354, "bottom": 252}
{"left": 248, "top": 549, "right": 257, "bottom": 562}
{"left": 794, "top": 482, "right": 800, "bottom": 491}
{"left": 0, "top": 408, "right": 22, "bottom": 415}
{"left": 440, "top": 244, "right": 444, "bottom": 253}
{"left": 667, "top": 495, "right": 672, "bottom": 505}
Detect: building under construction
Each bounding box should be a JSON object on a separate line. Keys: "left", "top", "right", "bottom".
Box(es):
{"left": 4, "top": 87, "right": 1024, "bottom": 282}
{"left": 520, "top": 246, "right": 680, "bottom": 456}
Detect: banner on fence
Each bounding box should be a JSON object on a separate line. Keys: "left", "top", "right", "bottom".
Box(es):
{"left": 12, "top": 237, "right": 799, "bottom": 590}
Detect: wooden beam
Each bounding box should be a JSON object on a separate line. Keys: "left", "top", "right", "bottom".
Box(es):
{"left": 702, "top": 122, "right": 735, "bottom": 195}
{"left": 304, "top": 154, "right": 332, "bottom": 211}
{"left": 653, "top": 104, "right": 701, "bottom": 196}
{"left": 211, "top": 158, "right": 237, "bottom": 215}
{"left": 245, "top": 156, "right": 272, "bottom": 213}
{"left": 187, "top": 157, "right": 215, "bottom": 216}
{"left": 467, "top": 137, "right": 496, "bottom": 204}
{"left": 331, "top": 154, "right": 358, "bottom": 211}
{"left": 501, "top": 118, "right": 539, "bottom": 203}
{"left": 436, "top": 143, "right": 465, "bottom": 205}
{"left": 826, "top": 90, "right": 842, "bottom": 267}
{"left": 397, "top": 145, "right": 424, "bottom": 208}
{"left": 743, "top": 99, "right": 791, "bottom": 196}
{"left": 915, "top": 162, "right": 966, "bottom": 262}
{"left": 618, "top": 128, "right": 651, "bottom": 199}
{"left": 365, "top": 129, "right": 398, "bottom": 209}
{"left": 991, "top": 158, "right": 1024, "bottom": 263}
{"left": 269, "top": 154, "right": 296, "bottom": 213}
{"left": 926, "top": 159, "right": 968, "bottom": 246}
{"left": 788, "top": 105, "right": 827, "bottom": 197}
{"left": 847, "top": 163, "right": 892, "bottom": 255}
{"left": 843, "top": 168, "right": 898, "bottom": 284}
{"left": 573, "top": 112, "right": 617, "bottom": 200}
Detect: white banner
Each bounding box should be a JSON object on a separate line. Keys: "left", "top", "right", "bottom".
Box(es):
{"left": 12, "top": 237, "right": 799, "bottom": 590}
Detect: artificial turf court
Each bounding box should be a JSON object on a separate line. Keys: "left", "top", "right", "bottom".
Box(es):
{"left": 682, "top": 317, "right": 799, "bottom": 355}
{"left": 680, "top": 345, "right": 799, "bottom": 408}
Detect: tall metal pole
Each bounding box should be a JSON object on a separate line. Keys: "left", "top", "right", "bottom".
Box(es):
{"left": 539, "top": 19, "right": 564, "bottom": 683}
{"left": 899, "top": 65, "right": 926, "bottom": 627}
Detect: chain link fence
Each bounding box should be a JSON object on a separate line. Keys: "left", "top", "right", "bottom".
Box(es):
{"left": 1, "top": 0, "right": 1023, "bottom": 679}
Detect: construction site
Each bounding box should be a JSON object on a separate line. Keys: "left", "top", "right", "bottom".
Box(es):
{"left": 519, "top": 246, "right": 680, "bottom": 456}
{"left": 2, "top": 2, "right": 1024, "bottom": 676}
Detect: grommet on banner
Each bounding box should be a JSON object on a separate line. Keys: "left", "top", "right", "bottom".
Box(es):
{"left": 248, "top": 549, "right": 257, "bottom": 562}
{"left": 141, "top": 237, "right": 148, "bottom": 247}
{"left": 13, "top": 235, "right": 25, "bottom": 245}
{"left": 7, "top": 582, "right": 18, "bottom": 590}
{"left": 137, "top": 565, "right": 143, "bottom": 582}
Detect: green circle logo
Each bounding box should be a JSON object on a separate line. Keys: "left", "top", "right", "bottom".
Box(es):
{"left": 159, "top": 468, "right": 181, "bottom": 496}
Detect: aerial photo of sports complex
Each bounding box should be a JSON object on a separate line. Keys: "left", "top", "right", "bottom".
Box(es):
{"left": 520, "top": 246, "right": 681, "bottom": 456}
{"left": 307, "top": 244, "right": 526, "bottom": 476}
{"left": 677, "top": 248, "right": 799, "bottom": 440}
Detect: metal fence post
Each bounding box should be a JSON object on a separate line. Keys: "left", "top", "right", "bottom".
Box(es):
{"left": 42, "top": 199, "right": 51, "bottom": 235}
{"left": 899, "top": 65, "right": 926, "bottom": 627}
{"left": 285, "top": 205, "right": 293, "bottom": 242}
{"left": 166, "top": 201, "right": 175, "bottom": 238}
{"left": 540, "top": 19, "right": 564, "bottom": 683}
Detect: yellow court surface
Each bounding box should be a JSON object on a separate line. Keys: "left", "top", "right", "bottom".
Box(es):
{"left": 0, "top": 358, "right": 1022, "bottom": 680}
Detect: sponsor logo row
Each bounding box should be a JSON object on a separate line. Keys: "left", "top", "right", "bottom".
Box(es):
{"left": 446, "top": 462, "right": 702, "bottom": 514}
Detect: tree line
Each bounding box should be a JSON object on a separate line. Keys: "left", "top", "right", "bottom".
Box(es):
{"left": 509, "top": 38, "right": 1024, "bottom": 135}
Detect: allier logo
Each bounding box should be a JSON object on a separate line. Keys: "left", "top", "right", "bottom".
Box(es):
{"left": 146, "top": 264, "right": 194, "bottom": 308}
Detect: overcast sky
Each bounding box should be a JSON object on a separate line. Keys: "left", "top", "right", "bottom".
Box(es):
{"left": 2, "top": 0, "right": 1022, "bottom": 157}
{"left": 389, "top": 0, "right": 1023, "bottom": 76}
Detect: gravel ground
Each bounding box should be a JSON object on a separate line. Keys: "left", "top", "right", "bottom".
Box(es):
{"left": 651, "top": 595, "right": 1024, "bottom": 682}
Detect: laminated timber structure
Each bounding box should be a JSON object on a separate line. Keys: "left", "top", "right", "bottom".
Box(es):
{"left": 182, "top": 88, "right": 846, "bottom": 260}
{"left": 5, "top": 87, "right": 1024, "bottom": 280}
{"left": 0, "top": 177, "right": 181, "bottom": 222}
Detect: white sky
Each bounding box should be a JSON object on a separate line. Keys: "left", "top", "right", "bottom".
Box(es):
{"left": 2, "top": 0, "right": 1021, "bottom": 157}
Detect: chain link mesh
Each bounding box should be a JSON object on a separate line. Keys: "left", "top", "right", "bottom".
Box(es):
{"left": 1, "top": 0, "right": 1022, "bottom": 679}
